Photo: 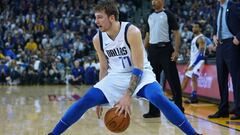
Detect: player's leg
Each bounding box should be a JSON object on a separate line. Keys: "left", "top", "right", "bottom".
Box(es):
{"left": 191, "top": 75, "right": 198, "bottom": 102}
{"left": 181, "top": 75, "right": 190, "bottom": 90}
{"left": 184, "top": 68, "right": 198, "bottom": 104}
{"left": 184, "top": 74, "right": 198, "bottom": 104}
{"left": 137, "top": 82, "right": 199, "bottom": 135}
{"left": 49, "top": 87, "right": 108, "bottom": 135}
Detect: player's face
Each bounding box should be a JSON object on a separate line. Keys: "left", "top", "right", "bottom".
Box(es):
{"left": 95, "top": 10, "right": 112, "bottom": 32}
{"left": 152, "top": 0, "right": 163, "bottom": 10}
{"left": 192, "top": 24, "right": 200, "bottom": 34}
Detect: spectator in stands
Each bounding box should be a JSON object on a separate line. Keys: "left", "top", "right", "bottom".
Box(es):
{"left": 52, "top": 30, "right": 64, "bottom": 47}
{"left": 8, "top": 60, "right": 21, "bottom": 85}
{"left": 73, "top": 36, "right": 85, "bottom": 59}
{"left": 60, "top": 48, "right": 72, "bottom": 66}
{"left": 0, "top": 60, "right": 10, "bottom": 84}
{"left": 55, "top": 56, "right": 65, "bottom": 83}
{"left": 25, "top": 38, "right": 38, "bottom": 54}
{"left": 68, "top": 60, "right": 84, "bottom": 85}
{"left": 181, "top": 25, "right": 193, "bottom": 47}
{"left": 0, "top": 50, "right": 5, "bottom": 60}
{"left": 83, "top": 58, "right": 99, "bottom": 85}
{"left": 4, "top": 42, "right": 17, "bottom": 59}
{"left": 48, "top": 61, "right": 62, "bottom": 84}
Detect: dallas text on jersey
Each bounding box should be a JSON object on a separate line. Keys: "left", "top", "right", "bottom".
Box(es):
{"left": 106, "top": 47, "right": 128, "bottom": 57}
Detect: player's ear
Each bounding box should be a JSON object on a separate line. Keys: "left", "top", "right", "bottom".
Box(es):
{"left": 109, "top": 15, "right": 115, "bottom": 22}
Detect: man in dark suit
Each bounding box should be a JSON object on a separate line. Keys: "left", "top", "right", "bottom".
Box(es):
{"left": 208, "top": 0, "right": 240, "bottom": 120}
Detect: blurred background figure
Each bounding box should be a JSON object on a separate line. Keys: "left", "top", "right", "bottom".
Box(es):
{"left": 181, "top": 22, "right": 206, "bottom": 104}
{"left": 67, "top": 60, "right": 84, "bottom": 85}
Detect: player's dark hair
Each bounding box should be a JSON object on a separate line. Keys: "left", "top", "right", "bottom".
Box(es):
{"left": 194, "top": 21, "right": 203, "bottom": 29}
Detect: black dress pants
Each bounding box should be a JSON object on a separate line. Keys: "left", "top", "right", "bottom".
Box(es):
{"left": 216, "top": 40, "right": 240, "bottom": 115}
{"left": 147, "top": 45, "right": 184, "bottom": 113}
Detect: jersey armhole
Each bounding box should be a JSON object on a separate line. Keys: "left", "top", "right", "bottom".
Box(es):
{"left": 99, "top": 31, "right": 104, "bottom": 52}
{"left": 124, "top": 23, "right": 132, "bottom": 49}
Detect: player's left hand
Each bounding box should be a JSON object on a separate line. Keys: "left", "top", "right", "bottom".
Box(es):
{"left": 115, "top": 94, "right": 131, "bottom": 117}
{"left": 233, "top": 36, "right": 240, "bottom": 45}
{"left": 171, "top": 51, "right": 179, "bottom": 62}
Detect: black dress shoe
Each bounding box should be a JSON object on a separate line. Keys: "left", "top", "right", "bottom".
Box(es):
{"left": 143, "top": 112, "right": 161, "bottom": 118}
{"left": 195, "top": 133, "right": 202, "bottom": 135}
{"left": 229, "top": 108, "right": 236, "bottom": 114}
{"left": 184, "top": 96, "right": 198, "bottom": 104}
{"left": 208, "top": 111, "right": 229, "bottom": 118}
{"left": 184, "top": 98, "right": 198, "bottom": 104}
{"left": 230, "top": 114, "right": 240, "bottom": 120}
{"left": 48, "top": 133, "right": 54, "bottom": 135}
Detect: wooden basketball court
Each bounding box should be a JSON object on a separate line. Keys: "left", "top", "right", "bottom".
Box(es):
{"left": 0, "top": 85, "right": 240, "bottom": 135}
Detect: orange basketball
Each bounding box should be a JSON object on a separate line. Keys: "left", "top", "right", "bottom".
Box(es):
{"left": 104, "top": 107, "right": 130, "bottom": 133}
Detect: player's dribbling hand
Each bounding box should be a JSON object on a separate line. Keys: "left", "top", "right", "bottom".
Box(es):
{"left": 96, "top": 105, "right": 103, "bottom": 119}
{"left": 115, "top": 94, "right": 131, "bottom": 118}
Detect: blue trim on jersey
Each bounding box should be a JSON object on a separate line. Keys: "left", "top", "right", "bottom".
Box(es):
{"left": 99, "top": 31, "right": 104, "bottom": 52}
{"left": 124, "top": 23, "right": 131, "bottom": 49}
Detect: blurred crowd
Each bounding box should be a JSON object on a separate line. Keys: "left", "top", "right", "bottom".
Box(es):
{"left": 0, "top": 0, "right": 138, "bottom": 85}
{"left": 0, "top": 0, "right": 238, "bottom": 85}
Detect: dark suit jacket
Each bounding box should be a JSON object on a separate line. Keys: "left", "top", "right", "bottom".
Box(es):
{"left": 214, "top": 1, "right": 240, "bottom": 40}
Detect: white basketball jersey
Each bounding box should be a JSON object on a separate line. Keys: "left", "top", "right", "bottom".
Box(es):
{"left": 189, "top": 34, "right": 205, "bottom": 66}
{"left": 99, "top": 22, "right": 152, "bottom": 73}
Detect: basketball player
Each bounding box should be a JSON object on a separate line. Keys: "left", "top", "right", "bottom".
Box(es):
{"left": 181, "top": 22, "right": 206, "bottom": 104}
{"left": 48, "top": 1, "right": 201, "bottom": 134}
